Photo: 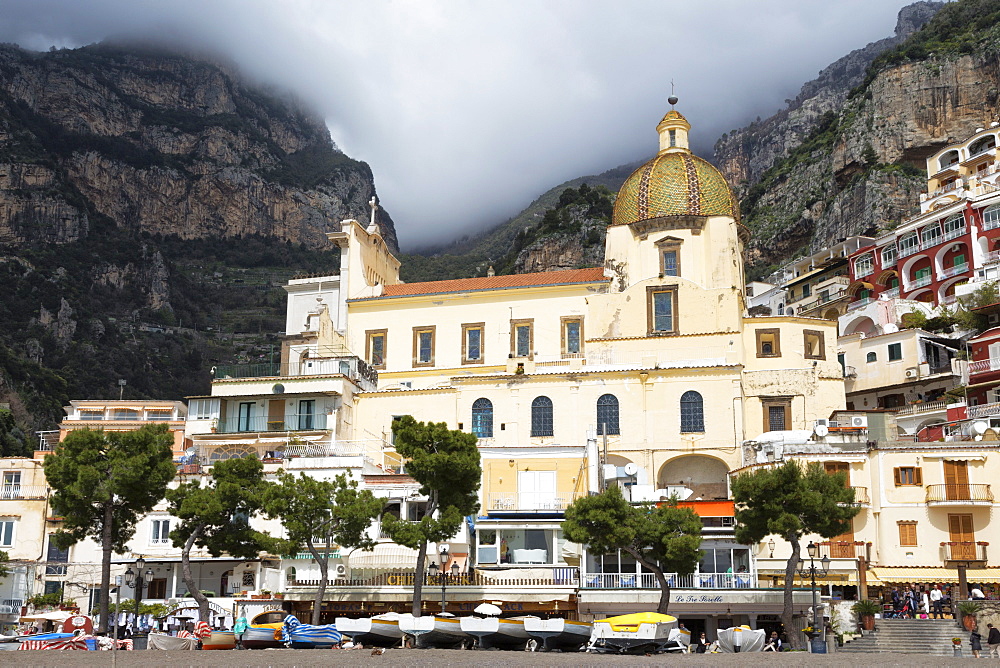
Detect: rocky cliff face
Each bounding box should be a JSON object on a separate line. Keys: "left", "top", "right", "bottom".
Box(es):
{"left": 0, "top": 42, "right": 395, "bottom": 430}
{"left": 709, "top": 1, "right": 1000, "bottom": 274}
{"left": 0, "top": 42, "right": 396, "bottom": 251}
{"left": 714, "top": 2, "right": 943, "bottom": 193}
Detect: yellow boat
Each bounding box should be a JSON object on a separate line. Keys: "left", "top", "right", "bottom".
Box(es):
{"left": 589, "top": 612, "right": 678, "bottom": 654}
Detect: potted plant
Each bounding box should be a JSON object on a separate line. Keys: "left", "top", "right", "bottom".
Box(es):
{"left": 952, "top": 637, "right": 963, "bottom": 657}
{"left": 852, "top": 599, "right": 881, "bottom": 631}
{"left": 957, "top": 601, "right": 982, "bottom": 631}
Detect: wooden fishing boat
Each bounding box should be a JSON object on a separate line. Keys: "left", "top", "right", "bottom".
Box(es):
{"left": 201, "top": 630, "right": 236, "bottom": 650}
{"left": 398, "top": 614, "right": 469, "bottom": 648}
{"left": 460, "top": 616, "right": 533, "bottom": 650}
{"left": 335, "top": 613, "right": 404, "bottom": 648}
{"left": 523, "top": 617, "right": 592, "bottom": 651}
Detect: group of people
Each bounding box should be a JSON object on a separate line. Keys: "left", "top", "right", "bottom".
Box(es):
{"left": 677, "top": 624, "right": 783, "bottom": 653}
{"left": 889, "top": 582, "right": 992, "bottom": 619}
{"left": 969, "top": 622, "right": 1000, "bottom": 659}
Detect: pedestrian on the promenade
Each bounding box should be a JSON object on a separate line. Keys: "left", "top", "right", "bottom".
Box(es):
{"left": 986, "top": 623, "right": 1000, "bottom": 658}
{"left": 695, "top": 631, "right": 708, "bottom": 653}
{"left": 971, "top": 628, "right": 983, "bottom": 658}
{"left": 930, "top": 584, "right": 944, "bottom": 619}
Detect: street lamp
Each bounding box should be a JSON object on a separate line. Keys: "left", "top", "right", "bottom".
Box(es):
{"left": 428, "top": 544, "right": 458, "bottom": 614}
{"left": 796, "top": 541, "right": 831, "bottom": 653}
{"left": 767, "top": 539, "right": 776, "bottom": 558}
{"left": 124, "top": 556, "right": 150, "bottom": 611}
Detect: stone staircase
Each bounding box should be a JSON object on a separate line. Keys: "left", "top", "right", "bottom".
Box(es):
{"left": 839, "top": 618, "right": 966, "bottom": 656}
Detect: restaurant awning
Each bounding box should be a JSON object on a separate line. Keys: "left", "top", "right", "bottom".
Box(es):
{"left": 348, "top": 543, "right": 419, "bottom": 571}
{"left": 758, "top": 570, "right": 881, "bottom": 586}
{"left": 871, "top": 567, "right": 1000, "bottom": 583}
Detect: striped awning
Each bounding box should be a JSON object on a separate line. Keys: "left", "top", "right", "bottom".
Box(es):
{"left": 871, "top": 567, "right": 1000, "bottom": 583}
{"left": 348, "top": 543, "right": 419, "bottom": 571}
{"left": 759, "top": 570, "right": 878, "bottom": 585}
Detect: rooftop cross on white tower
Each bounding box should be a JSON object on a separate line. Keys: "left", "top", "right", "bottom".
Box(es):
{"left": 367, "top": 196, "right": 380, "bottom": 234}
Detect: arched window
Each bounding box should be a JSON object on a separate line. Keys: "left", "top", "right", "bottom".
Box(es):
{"left": 531, "top": 396, "right": 553, "bottom": 437}
{"left": 867, "top": 352, "right": 877, "bottom": 363}
{"left": 471, "top": 398, "right": 493, "bottom": 438}
{"left": 596, "top": 394, "right": 620, "bottom": 436}
{"left": 286, "top": 567, "right": 297, "bottom": 583}
{"left": 680, "top": 391, "right": 704, "bottom": 433}
{"left": 984, "top": 204, "right": 1000, "bottom": 230}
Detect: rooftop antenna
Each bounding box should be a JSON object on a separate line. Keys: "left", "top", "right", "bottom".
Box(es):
{"left": 668, "top": 80, "right": 678, "bottom": 109}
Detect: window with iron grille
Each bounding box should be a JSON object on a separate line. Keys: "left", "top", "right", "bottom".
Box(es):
{"left": 531, "top": 396, "right": 553, "bottom": 437}
{"left": 472, "top": 398, "right": 493, "bottom": 438}
{"left": 680, "top": 391, "right": 705, "bottom": 433}
{"left": 596, "top": 394, "right": 620, "bottom": 436}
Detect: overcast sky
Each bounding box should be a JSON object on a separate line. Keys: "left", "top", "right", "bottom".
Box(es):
{"left": 0, "top": 0, "right": 916, "bottom": 249}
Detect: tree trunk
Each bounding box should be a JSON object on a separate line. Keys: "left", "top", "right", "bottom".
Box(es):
{"left": 180, "top": 523, "right": 209, "bottom": 623}
{"left": 97, "top": 502, "right": 114, "bottom": 633}
{"left": 308, "top": 529, "right": 331, "bottom": 625}
{"left": 411, "top": 493, "right": 438, "bottom": 618}
{"left": 412, "top": 541, "right": 428, "bottom": 617}
{"left": 626, "top": 547, "right": 671, "bottom": 614}
{"left": 782, "top": 534, "right": 801, "bottom": 650}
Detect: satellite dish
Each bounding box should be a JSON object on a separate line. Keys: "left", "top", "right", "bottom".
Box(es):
{"left": 814, "top": 424, "right": 829, "bottom": 438}
{"left": 624, "top": 462, "right": 639, "bottom": 476}
{"left": 973, "top": 421, "right": 989, "bottom": 436}
{"left": 185, "top": 446, "right": 196, "bottom": 457}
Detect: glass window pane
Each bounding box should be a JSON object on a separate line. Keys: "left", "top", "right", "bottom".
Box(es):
{"left": 663, "top": 251, "right": 678, "bottom": 276}
{"left": 472, "top": 398, "right": 493, "bottom": 438}
{"left": 653, "top": 292, "right": 673, "bottom": 331}
{"left": 419, "top": 332, "right": 432, "bottom": 363}
{"left": 531, "top": 396, "right": 553, "bottom": 437}
{"left": 371, "top": 335, "right": 385, "bottom": 365}
{"left": 467, "top": 328, "right": 481, "bottom": 360}
{"left": 566, "top": 322, "right": 580, "bottom": 354}
{"left": 596, "top": 394, "right": 619, "bottom": 435}
{"left": 516, "top": 325, "right": 531, "bottom": 357}
{"left": 680, "top": 391, "right": 704, "bottom": 432}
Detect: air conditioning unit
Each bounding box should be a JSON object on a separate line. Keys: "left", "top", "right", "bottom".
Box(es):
{"left": 814, "top": 419, "right": 830, "bottom": 427}
{"left": 851, "top": 416, "right": 869, "bottom": 428}
{"left": 334, "top": 564, "right": 347, "bottom": 577}
{"left": 905, "top": 367, "right": 919, "bottom": 379}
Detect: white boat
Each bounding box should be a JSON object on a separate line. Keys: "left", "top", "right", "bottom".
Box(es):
{"left": 523, "top": 617, "right": 592, "bottom": 651}
{"left": 716, "top": 625, "right": 765, "bottom": 652}
{"left": 460, "top": 616, "right": 534, "bottom": 650}
{"left": 335, "top": 613, "right": 405, "bottom": 648}
{"left": 398, "top": 614, "right": 469, "bottom": 648}
{"left": 588, "top": 612, "right": 677, "bottom": 654}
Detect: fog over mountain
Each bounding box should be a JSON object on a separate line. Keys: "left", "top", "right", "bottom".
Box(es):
{"left": 0, "top": 0, "right": 913, "bottom": 249}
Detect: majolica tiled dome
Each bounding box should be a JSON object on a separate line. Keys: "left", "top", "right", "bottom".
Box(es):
{"left": 612, "top": 110, "right": 740, "bottom": 226}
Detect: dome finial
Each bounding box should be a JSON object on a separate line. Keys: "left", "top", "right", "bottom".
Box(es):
{"left": 668, "top": 79, "right": 678, "bottom": 108}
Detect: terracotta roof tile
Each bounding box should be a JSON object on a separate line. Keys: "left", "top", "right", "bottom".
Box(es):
{"left": 355, "top": 267, "right": 607, "bottom": 300}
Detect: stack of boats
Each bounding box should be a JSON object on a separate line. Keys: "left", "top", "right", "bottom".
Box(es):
{"left": 334, "top": 610, "right": 594, "bottom": 652}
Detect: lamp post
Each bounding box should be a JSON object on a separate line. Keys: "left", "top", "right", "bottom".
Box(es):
{"left": 796, "top": 541, "right": 831, "bottom": 654}
{"left": 124, "top": 557, "right": 152, "bottom": 649}
{"left": 428, "top": 544, "right": 459, "bottom": 614}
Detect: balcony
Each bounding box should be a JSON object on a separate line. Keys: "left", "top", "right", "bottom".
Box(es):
{"left": 925, "top": 484, "right": 993, "bottom": 505}
{"left": 484, "top": 491, "right": 583, "bottom": 513}
{"left": 848, "top": 297, "right": 873, "bottom": 311}
{"left": 940, "top": 262, "right": 969, "bottom": 279}
{"left": 968, "top": 401, "right": 1000, "bottom": 419}
{"left": 855, "top": 266, "right": 875, "bottom": 279}
{"left": 817, "top": 540, "right": 871, "bottom": 560}
{"left": 882, "top": 287, "right": 900, "bottom": 299}
{"left": 36, "top": 430, "right": 59, "bottom": 452}
{"left": 984, "top": 249, "right": 1000, "bottom": 263}
{"left": 898, "top": 244, "right": 921, "bottom": 259}
{"left": 581, "top": 572, "right": 757, "bottom": 590}
{"left": 0, "top": 485, "right": 48, "bottom": 500}
{"left": 893, "top": 399, "right": 949, "bottom": 416}
{"left": 881, "top": 255, "right": 897, "bottom": 269}
{"left": 911, "top": 274, "right": 933, "bottom": 289}
{"left": 985, "top": 216, "right": 1000, "bottom": 232}
{"left": 842, "top": 365, "right": 857, "bottom": 379}
{"left": 290, "top": 568, "right": 579, "bottom": 589}
{"left": 942, "top": 226, "right": 968, "bottom": 242}
{"left": 928, "top": 179, "right": 964, "bottom": 199}
{"left": 968, "top": 358, "right": 1000, "bottom": 375}
{"left": 941, "top": 541, "right": 988, "bottom": 562}
{"left": 799, "top": 289, "right": 848, "bottom": 314}
{"left": 850, "top": 487, "right": 870, "bottom": 505}
{"left": 216, "top": 413, "right": 327, "bottom": 434}
{"left": 212, "top": 353, "right": 378, "bottom": 390}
